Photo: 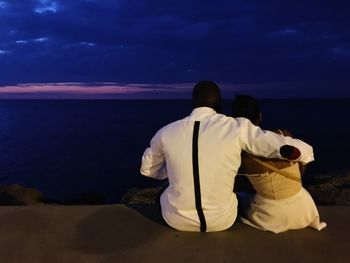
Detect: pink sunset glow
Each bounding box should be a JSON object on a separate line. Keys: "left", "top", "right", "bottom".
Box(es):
{"left": 0, "top": 82, "right": 333, "bottom": 99}
{"left": 0, "top": 83, "right": 153, "bottom": 94}
{"left": 0, "top": 82, "right": 194, "bottom": 99}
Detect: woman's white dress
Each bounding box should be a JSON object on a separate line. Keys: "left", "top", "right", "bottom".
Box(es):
{"left": 239, "top": 163, "right": 327, "bottom": 234}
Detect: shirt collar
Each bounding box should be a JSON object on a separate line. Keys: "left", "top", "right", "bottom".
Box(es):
{"left": 190, "top": 107, "right": 217, "bottom": 118}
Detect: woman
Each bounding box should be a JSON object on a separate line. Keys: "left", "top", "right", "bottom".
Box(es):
{"left": 232, "top": 95, "right": 326, "bottom": 233}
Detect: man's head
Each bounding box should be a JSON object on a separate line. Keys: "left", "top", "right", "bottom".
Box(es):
{"left": 232, "top": 95, "right": 261, "bottom": 126}
{"left": 192, "top": 81, "right": 221, "bottom": 112}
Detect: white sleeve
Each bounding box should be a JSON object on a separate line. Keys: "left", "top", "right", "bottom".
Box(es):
{"left": 140, "top": 130, "right": 168, "bottom": 180}
{"left": 238, "top": 118, "right": 314, "bottom": 164}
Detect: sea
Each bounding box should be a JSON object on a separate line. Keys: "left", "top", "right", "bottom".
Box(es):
{"left": 0, "top": 99, "right": 349, "bottom": 203}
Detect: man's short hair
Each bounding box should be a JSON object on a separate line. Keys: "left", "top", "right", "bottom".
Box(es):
{"left": 192, "top": 81, "right": 221, "bottom": 111}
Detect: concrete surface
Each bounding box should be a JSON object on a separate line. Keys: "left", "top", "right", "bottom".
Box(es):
{"left": 0, "top": 205, "right": 349, "bottom": 263}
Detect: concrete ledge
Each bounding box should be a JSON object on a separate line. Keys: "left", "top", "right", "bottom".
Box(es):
{"left": 0, "top": 205, "right": 349, "bottom": 263}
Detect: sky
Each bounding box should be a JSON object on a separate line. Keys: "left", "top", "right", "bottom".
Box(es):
{"left": 0, "top": 0, "right": 349, "bottom": 99}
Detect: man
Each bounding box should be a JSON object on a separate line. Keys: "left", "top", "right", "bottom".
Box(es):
{"left": 140, "top": 81, "right": 314, "bottom": 232}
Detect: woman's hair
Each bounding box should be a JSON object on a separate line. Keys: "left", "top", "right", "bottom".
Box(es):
{"left": 232, "top": 95, "right": 261, "bottom": 125}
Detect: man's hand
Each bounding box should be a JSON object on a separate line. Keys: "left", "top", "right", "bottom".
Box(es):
{"left": 280, "top": 145, "right": 301, "bottom": 160}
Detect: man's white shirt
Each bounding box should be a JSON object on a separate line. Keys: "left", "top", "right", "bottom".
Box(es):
{"left": 140, "top": 107, "right": 314, "bottom": 232}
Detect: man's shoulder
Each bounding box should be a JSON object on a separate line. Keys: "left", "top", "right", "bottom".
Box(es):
{"left": 156, "top": 113, "right": 245, "bottom": 135}
{"left": 155, "top": 116, "right": 191, "bottom": 135}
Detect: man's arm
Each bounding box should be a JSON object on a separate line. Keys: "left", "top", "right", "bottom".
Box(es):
{"left": 274, "top": 129, "right": 308, "bottom": 174}
{"left": 238, "top": 118, "right": 314, "bottom": 165}
{"left": 140, "top": 130, "right": 168, "bottom": 180}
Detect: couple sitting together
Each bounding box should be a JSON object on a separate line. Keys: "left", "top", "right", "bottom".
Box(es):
{"left": 140, "top": 80, "right": 326, "bottom": 233}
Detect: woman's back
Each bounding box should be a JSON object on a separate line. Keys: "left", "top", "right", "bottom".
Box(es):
{"left": 240, "top": 151, "right": 302, "bottom": 200}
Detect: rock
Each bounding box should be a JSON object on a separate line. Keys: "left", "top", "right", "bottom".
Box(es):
{"left": 0, "top": 184, "right": 44, "bottom": 205}
{"left": 305, "top": 170, "right": 350, "bottom": 205}
{"left": 121, "top": 186, "right": 165, "bottom": 204}
{"left": 122, "top": 171, "right": 350, "bottom": 206}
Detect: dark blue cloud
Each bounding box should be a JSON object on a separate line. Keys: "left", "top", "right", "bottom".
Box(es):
{"left": 0, "top": 0, "right": 349, "bottom": 97}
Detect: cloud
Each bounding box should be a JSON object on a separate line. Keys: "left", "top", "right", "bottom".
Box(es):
{"left": 34, "top": 0, "right": 58, "bottom": 14}
{"left": 0, "top": 1, "right": 8, "bottom": 9}
{"left": 0, "top": 49, "right": 10, "bottom": 54}
{"left": 268, "top": 28, "right": 299, "bottom": 37}
{"left": 0, "top": 0, "right": 349, "bottom": 97}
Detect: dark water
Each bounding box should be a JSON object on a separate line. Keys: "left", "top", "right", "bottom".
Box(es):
{"left": 0, "top": 99, "right": 349, "bottom": 203}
